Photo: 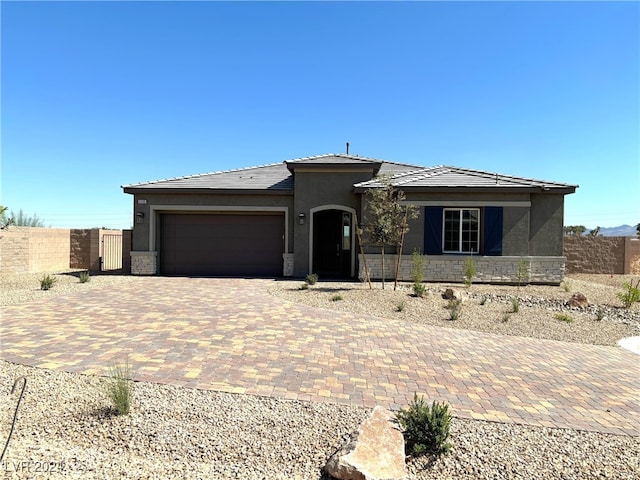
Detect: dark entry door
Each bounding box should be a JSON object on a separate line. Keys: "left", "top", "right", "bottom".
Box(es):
{"left": 313, "top": 210, "right": 351, "bottom": 278}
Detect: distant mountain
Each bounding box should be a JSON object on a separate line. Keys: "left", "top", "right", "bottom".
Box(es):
{"left": 590, "top": 225, "right": 638, "bottom": 237}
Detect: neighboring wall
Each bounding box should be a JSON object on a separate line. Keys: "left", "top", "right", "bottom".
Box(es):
{"left": 0, "top": 227, "right": 132, "bottom": 274}
{"left": 0, "top": 227, "right": 70, "bottom": 273}
{"left": 564, "top": 236, "right": 640, "bottom": 275}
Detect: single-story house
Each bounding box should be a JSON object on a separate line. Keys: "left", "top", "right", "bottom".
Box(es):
{"left": 122, "top": 153, "right": 577, "bottom": 284}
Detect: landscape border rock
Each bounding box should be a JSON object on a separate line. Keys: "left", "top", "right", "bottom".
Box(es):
{"left": 325, "top": 406, "right": 406, "bottom": 480}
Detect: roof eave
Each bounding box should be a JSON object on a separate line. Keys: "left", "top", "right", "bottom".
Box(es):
{"left": 353, "top": 185, "right": 578, "bottom": 194}
{"left": 123, "top": 187, "right": 294, "bottom": 195}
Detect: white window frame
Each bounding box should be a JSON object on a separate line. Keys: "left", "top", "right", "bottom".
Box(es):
{"left": 442, "top": 208, "right": 480, "bottom": 254}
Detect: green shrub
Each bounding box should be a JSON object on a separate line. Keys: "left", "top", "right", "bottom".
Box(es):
{"left": 447, "top": 299, "right": 462, "bottom": 320}
{"left": 511, "top": 298, "right": 520, "bottom": 313}
{"left": 562, "top": 281, "right": 571, "bottom": 293}
{"left": 107, "top": 359, "right": 134, "bottom": 415}
{"left": 299, "top": 283, "right": 309, "bottom": 290}
{"left": 330, "top": 294, "right": 343, "bottom": 302}
{"left": 463, "top": 256, "right": 476, "bottom": 287}
{"left": 413, "top": 282, "right": 427, "bottom": 298}
{"left": 479, "top": 295, "right": 487, "bottom": 306}
{"left": 501, "top": 313, "right": 510, "bottom": 323}
{"left": 396, "top": 301, "right": 405, "bottom": 312}
{"left": 305, "top": 273, "right": 319, "bottom": 285}
{"left": 40, "top": 274, "right": 56, "bottom": 290}
{"left": 595, "top": 308, "right": 605, "bottom": 321}
{"left": 79, "top": 271, "right": 91, "bottom": 283}
{"left": 617, "top": 280, "right": 640, "bottom": 309}
{"left": 554, "top": 313, "right": 573, "bottom": 323}
{"left": 516, "top": 259, "right": 529, "bottom": 287}
{"left": 396, "top": 394, "right": 452, "bottom": 457}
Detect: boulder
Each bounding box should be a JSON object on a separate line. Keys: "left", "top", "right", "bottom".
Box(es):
{"left": 568, "top": 292, "right": 589, "bottom": 308}
{"left": 325, "top": 406, "right": 406, "bottom": 480}
{"left": 442, "top": 288, "right": 465, "bottom": 301}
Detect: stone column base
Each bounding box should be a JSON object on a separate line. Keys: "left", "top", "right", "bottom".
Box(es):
{"left": 131, "top": 251, "right": 157, "bottom": 275}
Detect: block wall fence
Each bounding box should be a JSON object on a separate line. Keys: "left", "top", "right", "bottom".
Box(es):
{"left": 564, "top": 236, "right": 639, "bottom": 275}
{"left": 0, "top": 227, "right": 132, "bottom": 274}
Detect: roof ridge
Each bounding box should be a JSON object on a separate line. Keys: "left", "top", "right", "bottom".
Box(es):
{"left": 121, "top": 162, "right": 285, "bottom": 188}
{"left": 283, "top": 152, "right": 385, "bottom": 163}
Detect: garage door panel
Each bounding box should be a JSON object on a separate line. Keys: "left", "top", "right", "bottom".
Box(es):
{"left": 160, "top": 214, "right": 284, "bottom": 276}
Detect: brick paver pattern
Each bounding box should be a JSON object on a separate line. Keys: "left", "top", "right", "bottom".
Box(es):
{"left": 1, "top": 277, "right": 638, "bottom": 436}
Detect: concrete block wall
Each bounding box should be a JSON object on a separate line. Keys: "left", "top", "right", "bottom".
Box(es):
{"left": 564, "top": 236, "right": 639, "bottom": 274}
{"left": 359, "top": 254, "right": 565, "bottom": 284}
{"left": 0, "top": 227, "right": 70, "bottom": 274}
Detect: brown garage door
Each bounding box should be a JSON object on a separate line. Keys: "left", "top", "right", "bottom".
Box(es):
{"left": 160, "top": 213, "right": 285, "bottom": 276}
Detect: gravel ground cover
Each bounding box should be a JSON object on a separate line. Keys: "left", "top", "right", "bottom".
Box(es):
{"left": 1, "top": 271, "right": 639, "bottom": 479}
{"left": 268, "top": 274, "right": 640, "bottom": 347}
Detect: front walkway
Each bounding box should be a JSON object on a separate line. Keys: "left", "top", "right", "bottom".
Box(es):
{"left": 1, "top": 277, "right": 638, "bottom": 436}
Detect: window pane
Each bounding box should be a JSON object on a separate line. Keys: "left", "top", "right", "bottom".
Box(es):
{"left": 461, "top": 209, "right": 479, "bottom": 252}
{"left": 444, "top": 210, "right": 459, "bottom": 251}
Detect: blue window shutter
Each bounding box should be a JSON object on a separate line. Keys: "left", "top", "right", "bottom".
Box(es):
{"left": 424, "top": 207, "right": 443, "bottom": 255}
{"left": 484, "top": 207, "right": 503, "bottom": 256}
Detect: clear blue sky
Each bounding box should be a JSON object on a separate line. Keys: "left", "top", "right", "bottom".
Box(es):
{"left": 1, "top": 1, "right": 638, "bottom": 230}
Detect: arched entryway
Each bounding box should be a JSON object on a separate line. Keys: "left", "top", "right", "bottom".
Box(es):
{"left": 310, "top": 206, "right": 355, "bottom": 278}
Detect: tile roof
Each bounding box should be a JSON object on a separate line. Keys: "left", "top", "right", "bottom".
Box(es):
{"left": 122, "top": 162, "right": 294, "bottom": 192}
{"left": 354, "top": 166, "right": 577, "bottom": 192}
{"left": 122, "top": 155, "right": 577, "bottom": 193}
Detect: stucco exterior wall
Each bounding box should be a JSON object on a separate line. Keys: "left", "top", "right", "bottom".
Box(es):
{"left": 529, "top": 193, "right": 564, "bottom": 256}
{"left": 292, "top": 170, "right": 372, "bottom": 277}
{"left": 502, "top": 207, "right": 530, "bottom": 255}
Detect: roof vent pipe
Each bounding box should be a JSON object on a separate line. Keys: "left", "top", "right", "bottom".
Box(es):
{"left": 346, "top": 142, "right": 350, "bottom": 155}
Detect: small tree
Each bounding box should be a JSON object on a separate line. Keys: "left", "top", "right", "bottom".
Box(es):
{"left": 363, "top": 176, "right": 418, "bottom": 289}
{"left": 636, "top": 223, "right": 639, "bottom": 236}
{"left": 588, "top": 226, "right": 601, "bottom": 236}
{"left": 0, "top": 206, "right": 14, "bottom": 229}
{"left": 564, "top": 225, "right": 586, "bottom": 237}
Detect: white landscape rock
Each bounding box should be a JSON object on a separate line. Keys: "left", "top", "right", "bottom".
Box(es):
{"left": 325, "top": 405, "right": 406, "bottom": 480}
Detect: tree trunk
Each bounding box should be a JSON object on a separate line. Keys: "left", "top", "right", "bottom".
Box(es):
{"left": 381, "top": 246, "right": 385, "bottom": 289}
{"left": 394, "top": 206, "right": 409, "bottom": 291}
{"left": 353, "top": 211, "right": 372, "bottom": 289}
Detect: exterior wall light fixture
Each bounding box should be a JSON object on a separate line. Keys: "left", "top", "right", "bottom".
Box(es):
{"left": 298, "top": 213, "right": 306, "bottom": 225}
{"left": 135, "top": 212, "right": 145, "bottom": 224}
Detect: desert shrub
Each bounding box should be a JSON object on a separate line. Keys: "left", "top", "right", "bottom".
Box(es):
{"left": 413, "top": 282, "right": 427, "bottom": 298}
{"left": 305, "top": 273, "right": 319, "bottom": 285}
{"left": 447, "top": 299, "right": 462, "bottom": 320}
{"left": 516, "top": 259, "right": 529, "bottom": 287}
{"left": 501, "top": 313, "right": 510, "bottom": 323}
{"left": 40, "top": 274, "right": 56, "bottom": 290}
{"left": 562, "top": 281, "right": 571, "bottom": 293}
{"left": 595, "top": 308, "right": 605, "bottom": 321}
{"left": 554, "top": 313, "right": 573, "bottom": 323}
{"left": 411, "top": 249, "right": 427, "bottom": 297}
{"left": 79, "top": 271, "right": 91, "bottom": 283}
{"left": 299, "top": 283, "right": 309, "bottom": 290}
{"left": 107, "top": 359, "right": 134, "bottom": 415}
{"left": 463, "top": 256, "right": 476, "bottom": 287}
{"left": 396, "top": 301, "right": 405, "bottom": 312}
{"left": 479, "top": 295, "right": 487, "bottom": 305}
{"left": 617, "top": 280, "right": 640, "bottom": 309}
{"left": 330, "top": 294, "right": 343, "bottom": 302}
{"left": 511, "top": 298, "right": 520, "bottom": 313}
{"left": 396, "top": 394, "right": 452, "bottom": 457}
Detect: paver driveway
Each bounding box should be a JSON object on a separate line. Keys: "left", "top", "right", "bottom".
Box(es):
{"left": 1, "top": 277, "right": 638, "bottom": 436}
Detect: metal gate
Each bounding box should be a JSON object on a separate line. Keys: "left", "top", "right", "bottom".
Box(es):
{"left": 101, "top": 234, "right": 123, "bottom": 271}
